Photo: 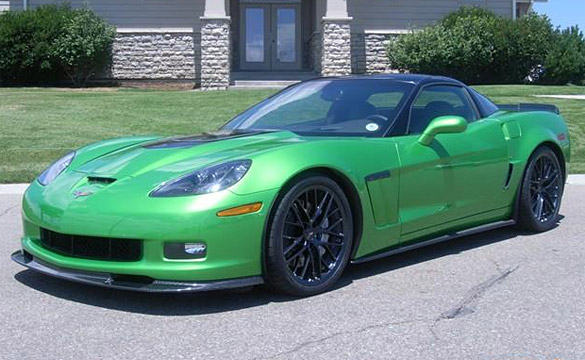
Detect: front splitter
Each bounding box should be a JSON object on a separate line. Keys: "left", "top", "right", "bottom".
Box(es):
{"left": 11, "top": 250, "right": 264, "bottom": 293}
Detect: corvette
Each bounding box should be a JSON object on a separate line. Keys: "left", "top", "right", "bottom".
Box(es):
{"left": 12, "top": 74, "right": 570, "bottom": 296}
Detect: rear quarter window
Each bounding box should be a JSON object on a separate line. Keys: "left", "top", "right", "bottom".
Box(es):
{"left": 470, "top": 89, "right": 500, "bottom": 117}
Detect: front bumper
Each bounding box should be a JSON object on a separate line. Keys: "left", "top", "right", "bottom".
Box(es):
{"left": 20, "top": 179, "right": 280, "bottom": 283}
{"left": 11, "top": 250, "right": 264, "bottom": 293}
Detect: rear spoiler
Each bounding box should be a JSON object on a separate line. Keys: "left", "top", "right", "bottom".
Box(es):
{"left": 497, "top": 103, "right": 560, "bottom": 114}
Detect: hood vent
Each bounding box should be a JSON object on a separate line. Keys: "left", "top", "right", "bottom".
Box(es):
{"left": 87, "top": 176, "right": 117, "bottom": 185}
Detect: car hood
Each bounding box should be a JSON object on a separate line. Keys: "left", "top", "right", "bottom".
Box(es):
{"left": 73, "top": 130, "right": 301, "bottom": 181}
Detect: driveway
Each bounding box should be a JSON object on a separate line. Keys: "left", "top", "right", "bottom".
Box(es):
{"left": 1, "top": 185, "right": 584, "bottom": 359}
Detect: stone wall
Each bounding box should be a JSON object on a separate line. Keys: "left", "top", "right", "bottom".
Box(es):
{"left": 365, "top": 33, "right": 396, "bottom": 74}
{"left": 200, "top": 18, "right": 231, "bottom": 90}
{"left": 106, "top": 28, "right": 397, "bottom": 86}
{"left": 321, "top": 19, "right": 352, "bottom": 77}
{"left": 112, "top": 32, "right": 199, "bottom": 80}
{"left": 351, "top": 32, "right": 397, "bottom": 74}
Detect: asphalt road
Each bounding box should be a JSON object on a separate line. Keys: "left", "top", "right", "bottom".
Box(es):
{"left": 1, "top": 185, "right": 584, "bottom": 360}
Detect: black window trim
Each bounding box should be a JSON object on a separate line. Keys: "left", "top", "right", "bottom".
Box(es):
{"left": 461, "top": 86, "right": 482, "bottom": 122}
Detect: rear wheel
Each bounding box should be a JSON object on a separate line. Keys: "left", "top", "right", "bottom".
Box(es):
{"left": 517, "top": 146, "right": 564, "bottom": 232}
{"left": 265, "top": 175, "right": 353, "bottom": 296}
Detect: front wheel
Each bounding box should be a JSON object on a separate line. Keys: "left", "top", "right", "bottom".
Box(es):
{"left": 517, "top": 146, "right": 564, "bottom": 232}
{"left": 265, "top": 175, "right": 353, "bottom": 296}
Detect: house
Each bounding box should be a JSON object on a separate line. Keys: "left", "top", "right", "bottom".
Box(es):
{"left": 4, "top": 0, "right": 545, "bottom": 89}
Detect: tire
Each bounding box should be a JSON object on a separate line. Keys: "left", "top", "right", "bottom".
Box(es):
{"left": 517, "top": 146, "right": 564, "bottom": 232}
{"left": 265, "top": 175, "right": 353, "bottom": 296}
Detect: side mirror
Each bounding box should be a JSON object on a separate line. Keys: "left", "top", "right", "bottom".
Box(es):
{"left": 418, "top": 116, "right": 467, "bottom": 146}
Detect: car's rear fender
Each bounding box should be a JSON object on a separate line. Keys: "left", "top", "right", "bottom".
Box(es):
{"left": 498, "top": 111, "right": 570, "bottom": 196}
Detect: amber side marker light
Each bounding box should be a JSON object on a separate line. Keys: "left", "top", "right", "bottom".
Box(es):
{"left": 217, "top": 203, "right": 263, "bottom": 217}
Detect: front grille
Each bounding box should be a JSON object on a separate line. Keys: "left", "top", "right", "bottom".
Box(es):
{"left": 40, "top": 228, "right": 142, "bottom": 262}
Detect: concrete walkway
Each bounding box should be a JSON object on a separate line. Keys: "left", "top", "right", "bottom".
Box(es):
{"left": 2, "top": 175, "right": 584, "bottom": 195}
{"left": 534, "top": 95, "right": 585, "bottom": 100}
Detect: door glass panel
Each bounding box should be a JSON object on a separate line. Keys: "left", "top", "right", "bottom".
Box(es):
{"left": 409, "top": 85, "right": 478, "bottom": 134}
{"left": 245, "top": 8, "right": 264, "bottom": 63}
{"left": 276, "top": 8, "right": 296, "bottom": 63}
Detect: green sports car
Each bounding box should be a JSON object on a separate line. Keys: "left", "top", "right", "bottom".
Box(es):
{"left": 11, "top": 74, "right": 570, "bottom": 296}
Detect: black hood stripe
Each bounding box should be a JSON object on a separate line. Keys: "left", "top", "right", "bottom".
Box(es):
{"left": 143, "top": 130, "right": 271, "bottom": 149}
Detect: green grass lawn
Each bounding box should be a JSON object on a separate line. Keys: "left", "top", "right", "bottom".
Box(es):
{"left": 0, "top": 88, "right": 274, "bottom": 183}
{"left": 0, "top": 85, "right": 584, "bottom": 183}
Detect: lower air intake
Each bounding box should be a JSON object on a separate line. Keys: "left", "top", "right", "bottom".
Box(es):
{"left": 40, "top": 228, "right": 142, "bottom": 262}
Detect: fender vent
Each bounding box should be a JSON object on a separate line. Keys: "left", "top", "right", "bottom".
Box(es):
{"left": 504, "top": 164, "right": 514, "bottom": 189}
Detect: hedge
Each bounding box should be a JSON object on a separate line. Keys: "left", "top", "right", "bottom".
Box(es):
{"left": 0, "top": 4, "right": 115, "bottom": 86}
{"left": 387, "top": 7, "right": 585, "bottom": 85}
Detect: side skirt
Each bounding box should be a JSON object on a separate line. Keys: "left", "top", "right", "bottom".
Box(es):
{"left": 351, "top": 219, "right": 516, "bottom": 264}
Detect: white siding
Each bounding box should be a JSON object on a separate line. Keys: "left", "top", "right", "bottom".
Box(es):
{"left": 348, "top": 0, "right": 514, "bottom": 32}
{"left": 8, "top": 0, "right": 204, "bottom": 29}
{"left": 0, "top": 0, "right": 9, "bottom": 11}
{"left": 6, "top": 0, "right": 515, "bottom": 32}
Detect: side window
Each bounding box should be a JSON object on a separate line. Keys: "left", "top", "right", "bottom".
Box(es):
{"left": 470, "top": 88, "right": 500, "bottom": 117}
{"left": 409, "top": 85, "right": 478, "bottom": 135}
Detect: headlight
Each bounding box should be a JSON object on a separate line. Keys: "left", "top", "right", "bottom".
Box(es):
{"left": 150, "top": 160, "right": 252, "bottom": 197}
{"left": 37, "top": 152, "right": 76, "bottom": 186}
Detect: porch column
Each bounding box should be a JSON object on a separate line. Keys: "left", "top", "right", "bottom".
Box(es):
{"left": 200, "top": 0, "right": 231, "bottom": 90}
{"left": 321, "top": 0, "right": 352, "bottom": 76}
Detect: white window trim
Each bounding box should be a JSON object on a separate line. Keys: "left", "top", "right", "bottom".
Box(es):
{"left": 513, "top": 0, "right": 545, "bottom": 20}
{"left": 116, "top": 28, "right": 195, "bottom": 34}
{"left": 364, "top": 29, "right": 411, "bottom": 35}
{"left": 513, "top": 0, "right": 520, "bottom": 20}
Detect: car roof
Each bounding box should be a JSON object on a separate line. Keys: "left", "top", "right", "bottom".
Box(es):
{"left": 318, "top": 73, "right": 465, "bottom": 86}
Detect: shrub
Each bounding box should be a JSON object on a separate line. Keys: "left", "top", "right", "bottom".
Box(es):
{"left": 388, "top": 7, "right": 499, "bottom": 84}
{"left": 387, "top": 7, "right": 573, "bottom": 85}
{"left": 53, "top": 8, "right": 115, "bottom": 86}
{"left": 0, "top": 4, "right": 72, "bottom": 84}
{"left": 542, "top": 26, "right": 585, "bottom": 85}
{"left": 491, "top": 13, "right": 554, "bottom": 83}
{"left": 0, "top": 4, "right": 115, "bottom": 86}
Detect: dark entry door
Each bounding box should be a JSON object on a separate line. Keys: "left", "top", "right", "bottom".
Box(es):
{"left": 240, "top": 3, "right": 302, "bottom": 71}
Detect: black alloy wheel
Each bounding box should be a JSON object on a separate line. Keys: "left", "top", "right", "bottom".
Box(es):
{"left": 518, "top": 146, "right": 564, "bottom": 232}
{"left": 265, "top": 175, "right": 353, "bottom": 296}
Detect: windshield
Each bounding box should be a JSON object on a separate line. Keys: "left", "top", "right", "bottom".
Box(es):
{"left": 222, "top": 79, "right": 414, "bottom": 137}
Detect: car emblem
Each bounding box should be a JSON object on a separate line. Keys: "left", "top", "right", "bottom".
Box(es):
{"left": 73, "top": 190, "right": 93, "bottom": 198}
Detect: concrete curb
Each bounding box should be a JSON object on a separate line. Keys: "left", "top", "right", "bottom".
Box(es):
{"left": 567, "top": 174, "right": 585, "bottom": 186}
{"left": 0, "top": 184, "right": 29, "bottom": 195}
{"left": 2, "top": 175, "right": 585, "bottom": 195}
